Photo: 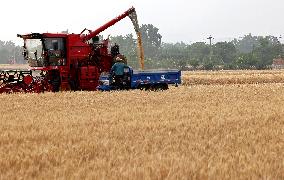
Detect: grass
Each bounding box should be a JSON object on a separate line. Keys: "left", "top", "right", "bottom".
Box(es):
{"left": 0, "top": 67, "right": 284, "bottom": 179}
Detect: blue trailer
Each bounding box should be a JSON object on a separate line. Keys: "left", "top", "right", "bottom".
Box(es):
{"left": 97, "top": 67, "right": 181, "bottom": 91}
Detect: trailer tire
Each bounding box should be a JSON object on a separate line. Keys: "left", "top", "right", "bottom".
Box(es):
{"left": 162, "top": 83, "right": 168, "bottom": 90}
{"left": 155, "top": 83, "right": 168, "bottom": 91}
{"left": 137, "top": 84, "right": 146, "bottom": 90}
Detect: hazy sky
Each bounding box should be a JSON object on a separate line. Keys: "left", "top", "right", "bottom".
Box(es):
{"left": 1, "top": 0, "right": 284, "bottom": 45}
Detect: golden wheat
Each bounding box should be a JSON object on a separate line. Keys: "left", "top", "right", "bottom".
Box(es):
{"left": 0, "top": 64, "right": 29, "bottom": 70}
{"left": 183, "top": 70, "right": 284, "bottom": 85}
{"left": 0, "top": 68, "right": 283, "bottom": 179}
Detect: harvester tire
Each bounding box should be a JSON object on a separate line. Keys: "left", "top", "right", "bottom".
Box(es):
{"left": 50, "top": 71, "right": 61, "bottom": 92}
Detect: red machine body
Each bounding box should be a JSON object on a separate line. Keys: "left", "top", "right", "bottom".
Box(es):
{"left": 0, "top": 7, "right": 140, "bottom": 93}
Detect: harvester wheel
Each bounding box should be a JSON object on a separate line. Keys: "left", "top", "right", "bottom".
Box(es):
{"left": 23, "top": 75, "right": 33, "bottom": 86}
{"left": 50, "top": 71, "right": 61, "bottom": 92}
{"left": 52, "top": 81, "right": 60, "bottom": 92}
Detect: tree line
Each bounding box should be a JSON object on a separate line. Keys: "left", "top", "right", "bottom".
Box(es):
{"left": 0, "top": 41, "right": 24, "bottom": 64}
{"left": 0, "top": 24, "right": 283, "bottom": 70}
{"left": 111, "top": 24, "right": 283, "bottom": 70}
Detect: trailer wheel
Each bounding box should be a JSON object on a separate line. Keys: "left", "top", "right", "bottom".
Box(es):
{"left": 139, "top": 85, "right": 145, "bottom": 90}
{"left": 155, "top": 83, "right": 168, "bottom": 91}
{"left": 144, "top": 84, "right": 151, "bottom": 91}
{"left": 162, "top": 83, "right": 168, "bottom": 90}
{"left": 137, "top": 84, "right": 147, "bottom": 91}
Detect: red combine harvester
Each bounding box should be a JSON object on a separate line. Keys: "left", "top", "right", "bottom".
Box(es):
{"left": 0, "top": 7, "right": 143, "bottom": 93}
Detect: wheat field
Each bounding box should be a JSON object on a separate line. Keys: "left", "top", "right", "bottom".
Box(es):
{"left": 0, "top": 64, "right": 30, "bottom": 70}
{"left": 0, "top": 69, "right": 284, "bottom": 179}
{"left": 183, "top": 70, "right": 284, "bottom": 85}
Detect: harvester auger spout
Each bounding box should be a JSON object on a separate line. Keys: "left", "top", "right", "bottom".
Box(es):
{"left": 81, "top": 7, "right": 136, "bottom": 42}
{"left": 81, "top": 7, "right": 145, "bottom": 69}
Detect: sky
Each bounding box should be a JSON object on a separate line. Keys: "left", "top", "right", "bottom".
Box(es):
{"left": 1, "top": 0, "right": 284, "bottom": 45}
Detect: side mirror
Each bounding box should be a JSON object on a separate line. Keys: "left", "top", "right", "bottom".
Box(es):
{"left": 34, "top": 50, "right": 38, "bottom": 60}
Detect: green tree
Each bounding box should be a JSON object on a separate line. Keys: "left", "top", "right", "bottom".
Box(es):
{"left": 213, "top": 42, "right": 237, "bottom": 64}
{"left": 158, "top": 42, "right": 189, "bottom": 69}
{"left": 232, "top": 33, "right": 259, "bottom": 53}
{"left": 189, "top": 58, "right": 199, "bottom": 69}
{"left": 189, "top": 42, "right": 210, "bottom": 63}
{"left": 252, "top": 36, "right": 282, "bottom": 69}
{"left": 234, "top": 53, "right": 256, "bottom": 69}
{"left": 140, "top": 24, "right": 162, "bottom": 59}
{"left": 203, "top": 56, "right": 214, "bottom": 70}
{"left": 0, "top": 40, "right": 24, "bottom": 64}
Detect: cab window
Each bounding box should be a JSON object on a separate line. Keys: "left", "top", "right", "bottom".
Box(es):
{"left": 44, "top": 38, "right": 66, "bottom": 66}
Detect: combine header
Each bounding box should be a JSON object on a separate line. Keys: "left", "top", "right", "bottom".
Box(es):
{"left": 0, "top": 7, "right": 181, "bottom": 93}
